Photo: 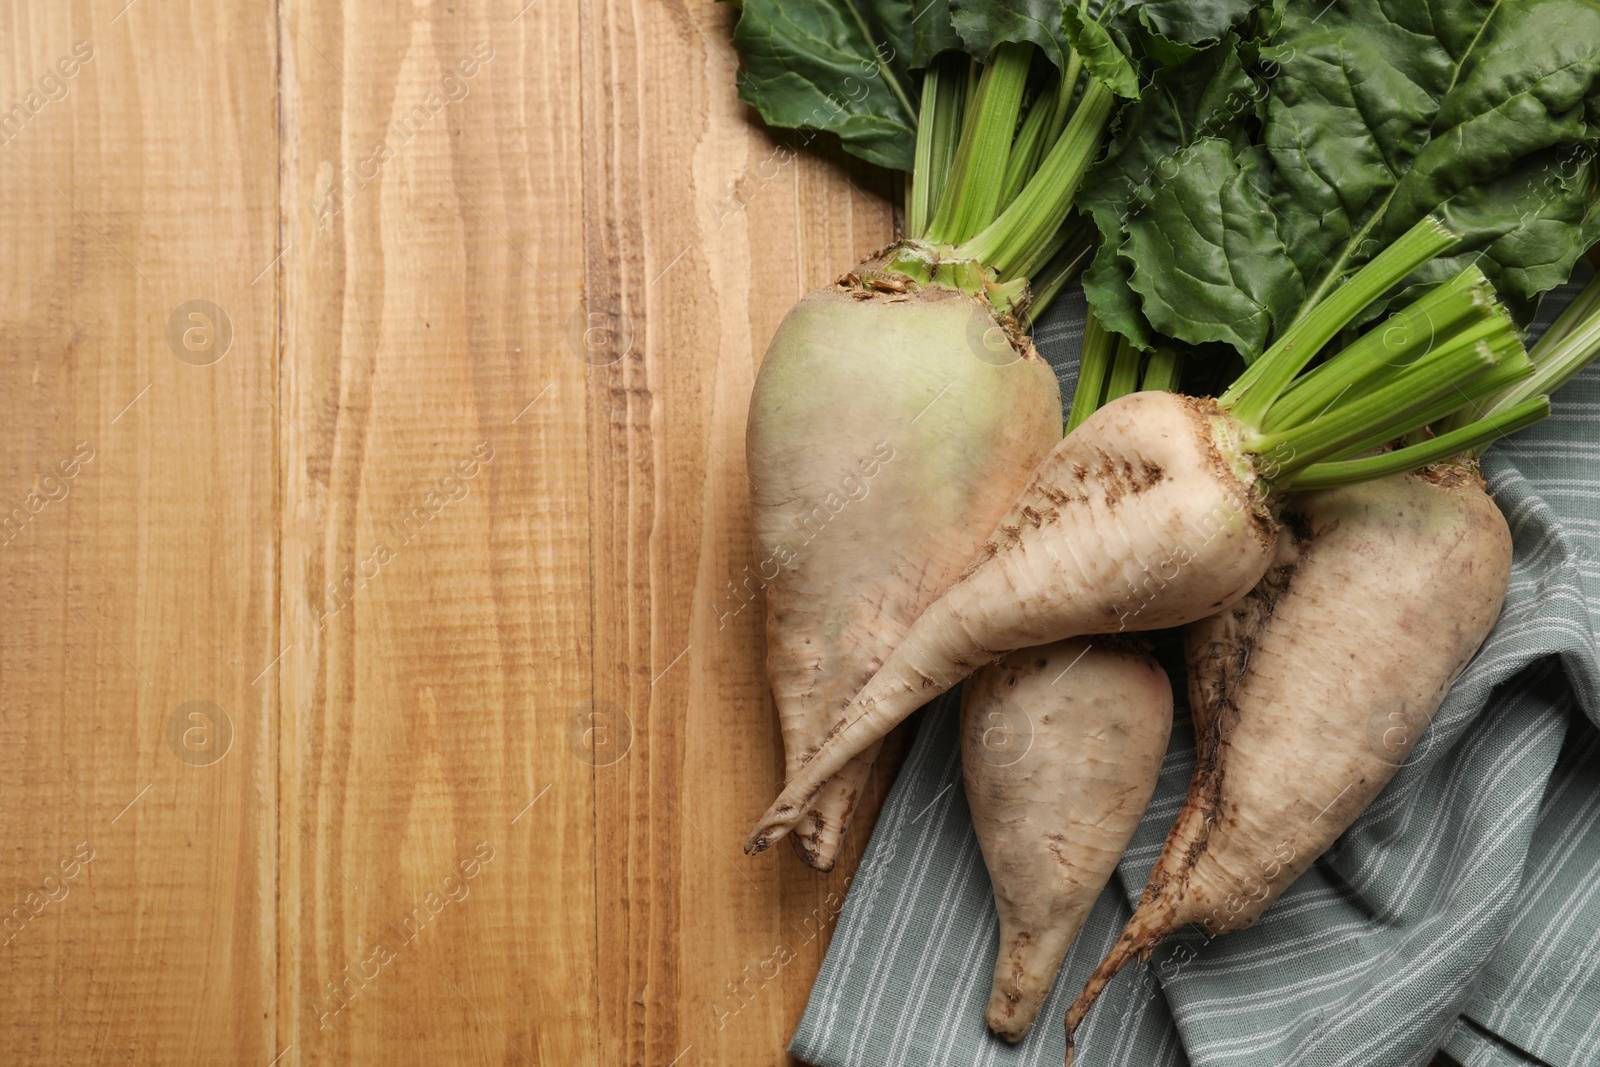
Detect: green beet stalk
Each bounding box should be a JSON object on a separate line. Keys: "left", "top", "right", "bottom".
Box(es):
{"left": 1102, "top": 337, "right": 1143, "bottom": 404}
{"left": 1245, "top": 339, "right": 1503, "bottom": 474}
{"left": 1067, "top": 309, "right": 1116, "bottom": 431}
{"left": 1042, "top": 23, "right": 1085, "bottom": 148}
{"left": 868, "top": 12, "right": 1129, "bottom": 313}
{"left": 1287, "top": 398, "right": 1550, "bottom": 490}
{"left": 1140, "top": 347, "right": 1181, "bottom": 392}
{"left": 959, "top": 79, "right": 1115, "bottom": 280}
{"left": 1222, "top": 216, "right": 1459, "bottom": 427}
{"left": 1169, "top": 217, "right": 1552, "bottom": 487}
{"left": 925, "top": 43, "right": 1034, "bottom": 246}
{"left": 1287, "top": 264, "right": 1600, "bottom": 489}
{"left": 1482, "top": 270, "right": 1600, "bottom": 417}
{"left": 1308, "top": 340, "right": 1532, "bottom": 466}
{"left": 1025, "top": 222, "right": 1094, "bottom": 321}
{"left": 999, "top": 77, "right": 1062, "bottom": 210}
{"left": 908, "top": 55, "right": 968, "bottom": 241}
{"left": 1261, "top": 267, "right": 1497, "bottom": 432}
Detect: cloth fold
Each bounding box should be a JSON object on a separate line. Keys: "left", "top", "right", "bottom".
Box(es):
{"left": 790, "top": 280, "right": 1600, "bottom": 1067}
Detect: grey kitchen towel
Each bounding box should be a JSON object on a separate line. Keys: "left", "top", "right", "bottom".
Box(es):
{"left": 790, "top": 278, "right": 1600, "bottom": 1067}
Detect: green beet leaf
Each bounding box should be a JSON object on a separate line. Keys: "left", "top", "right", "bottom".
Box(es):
{"left": 1270, "top": 0, "right": 1600, "bottom": 320}
{"left": 1077, "top": 31, "right": 1265, "bottom": 347}
{"left": 1062, "top": 7, "right": 1141, "bottom": 98}
{"left": 731, "top": 0, "right": 955, "bottom": 170}
{"left": 1124, "top": 137, "right": 1303, "bottom": 354}
{"left": 951, "top": 0, "right": 1073, "bottom": 69}
{"left": 1098, "top": 0, "right": 1600, "bottom": 358}
{"left": 1129, "top": 0, "right": 1262, "bottom": 48}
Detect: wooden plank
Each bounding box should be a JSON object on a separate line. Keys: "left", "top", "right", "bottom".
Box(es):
{"left": 0, "top": 1, "right": 279, "bottom": 1063}
{"left": 276, "top": 1, "right": 599, "bottom": 1063}
{"left": 2, "top": 1, "right": 912, "bottom": 1063}
{"left": 577, "top": 0, "right": 901, "bottom": 1064}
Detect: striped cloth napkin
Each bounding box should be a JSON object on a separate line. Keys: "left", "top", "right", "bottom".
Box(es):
{"left": 790, "top": 277, "right": 1600, "bottom": 1067}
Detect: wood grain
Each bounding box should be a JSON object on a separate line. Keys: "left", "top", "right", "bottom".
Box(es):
{"left": 277, "top": 1, "right": 603, "bottom": 1063}
{"left": 578, "top": 0, "right": 903, "bottom": 1061}
{"left": 0, "top": 1, "right": 279, "bottom": 1063}
{"left": 275, "top": 0, "right": 899, "bottom": 1065}
{"left": 0, "top": 0, "right": 905, "bottom": 1064}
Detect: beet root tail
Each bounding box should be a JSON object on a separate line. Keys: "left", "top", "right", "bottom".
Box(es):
{"left": 787, "top": 741, "right": 881, "bottom": 871}
{"left": 1063, "top": 903, "right": 1177, "bottom": 1062}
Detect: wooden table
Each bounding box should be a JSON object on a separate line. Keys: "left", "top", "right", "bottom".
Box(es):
{"left": 0, "top": 1, "right": 904, "bottom": 1063}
